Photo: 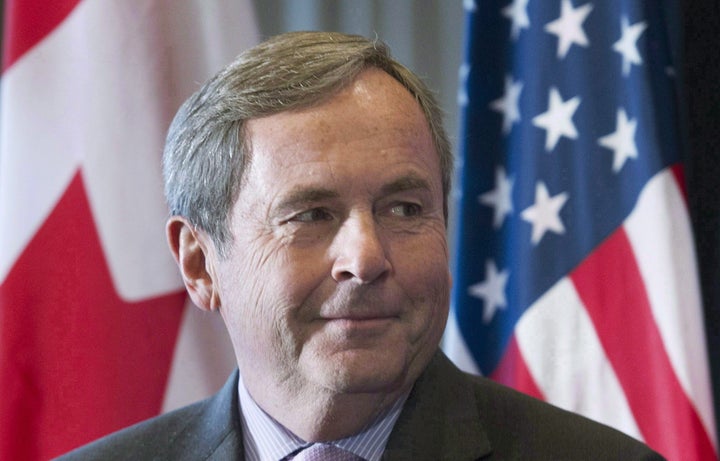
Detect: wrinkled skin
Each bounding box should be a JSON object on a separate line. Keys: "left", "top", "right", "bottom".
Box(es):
{"left": 168, "top": 68, "right": 451, "bottom": 441}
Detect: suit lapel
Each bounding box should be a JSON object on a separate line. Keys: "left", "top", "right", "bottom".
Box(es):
{"left": 196, "top": 355, "right": 492, "bottom": 461}
{"left": 172, "top": 370, "right": 245, "bottom": 461}
{"left": 206, "top": 434, "right": 243, "bottom": 461}
{"left": 382, "top": 351, "right": 492, "bottom": 461}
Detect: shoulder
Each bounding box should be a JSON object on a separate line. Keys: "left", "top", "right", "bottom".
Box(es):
{"left": 55, "top": 401, "right": 207, "bottom": 460}
{"left": 391, "top": 351, "right": 665, "bottom": 460}
{"left": 465, "top": 373, "right": 663, "bottom": 459}
{"left": 55, "top": 372, "right": 242, "bottom": 461}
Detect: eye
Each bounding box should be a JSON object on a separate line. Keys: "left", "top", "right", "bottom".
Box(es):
{"left": 389, "top": 203, "right": 422, "bottom": 217}
{"left": 290, "top": 208, "right": 334, "bottom": 223}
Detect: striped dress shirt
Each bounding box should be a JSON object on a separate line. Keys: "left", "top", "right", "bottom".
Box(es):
{"left": 238, "top": 377, "right": 407, "bottom": 461}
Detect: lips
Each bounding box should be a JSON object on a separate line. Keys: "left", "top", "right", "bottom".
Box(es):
{"left": 317, "top": 306, "right": 403, "bottom": 327}
{"left": 321, "top": 312, "right": 399, "bottom": 321}
{"left": 317, "top": 304, "right": 401, "bottom": 332}
{"left": 319, "top": 317, "right": 398, "bottom": 341}
{"left": 313, "top": 285, "right": 403, "bottom": 324}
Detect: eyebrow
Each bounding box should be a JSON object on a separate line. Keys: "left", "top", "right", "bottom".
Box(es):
{"left": 379, "top": 174, "right": 432, "bottom": 196}
{"left": 276, "top": 188, "right": 340, "bottom": 213}
{"left": 275, "top": 174, "right": 432, "bottom": 213}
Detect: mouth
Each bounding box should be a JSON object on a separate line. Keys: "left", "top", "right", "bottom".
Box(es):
{"left": 325, "top": 315, "right": 396, "bottom": 323}
{"left": 320, "top": 306, "right": 401, "bottom": 321}
{"left": 315, "top": 288, "right": 402, "bottom": 332}
{"left": 319, "top": 315, "right": 400, "bottom": 334}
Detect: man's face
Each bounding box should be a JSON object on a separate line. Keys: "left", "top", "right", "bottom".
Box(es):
{"left": 213, "top": 68, "right": 450, "bottom": 403}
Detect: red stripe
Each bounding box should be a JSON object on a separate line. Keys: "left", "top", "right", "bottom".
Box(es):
{"left": 490, "top": 336, "right": 546, "bottom": 401}
{"left": 0, "top": 173, "right": 186, "bottom": 460}
{"left": 670, "top": 163, "right": 688, "bottom": 202}
{"left": 570, "top": 228, "right": 716, "bottom": 460}
{"left": 2, "top": 0, "right": 83, "bottom": 72}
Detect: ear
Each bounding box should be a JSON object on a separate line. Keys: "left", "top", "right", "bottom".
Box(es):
{"left": 166, "top": 216, "right": 221, "bottom": 311}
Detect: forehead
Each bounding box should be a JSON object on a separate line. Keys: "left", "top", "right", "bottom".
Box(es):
{"left": 243, "top": 69, "right": 439, "bottom": 185}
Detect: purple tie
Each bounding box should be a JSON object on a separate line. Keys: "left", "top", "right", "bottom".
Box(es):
{"left": 291, "top": 443, "right": 364, "bottom": 461}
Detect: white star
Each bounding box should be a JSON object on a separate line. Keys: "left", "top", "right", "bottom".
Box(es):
{"left": 502, "top": 0, "right": 530, "bottom": 40}
{"left": 468, "top": 260, "right": 510, "bottom": 324}
{"left": 464, "top": 0, "right": 477, "bottom": 12}
{"left": 520, "top": 182, "right": 569, "bottom": 245}
{"left": 490, "top": 75, "right": 523, "bottom": 134}
{"left": 479, "top": 166, "right": 514, "bottom": 228}
{"left": 544, "top": 0, "right": 594, "bottom": 59}
{"left": 458, "top": 63, "right": 471, "bottom": 107}
{"left": 598, "top": 108, "right": 638, "bottom": 172}
{"left": 532, "top": 87, "right": 581, "bottom": 152}
{"left": 613, "top": 16, "right": 648, "bottom": 76}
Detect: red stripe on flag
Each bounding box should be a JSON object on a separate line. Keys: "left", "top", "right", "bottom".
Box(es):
{"left": 570, "top": 228, "right": 715, "bottom": 461}
{"left": 670, "top": 163, "right": 688, "bottom": 202}
{"left": 2, "top": 0, "right": 82, "bottom": 72}
{"left": 0, "top": 172, "right": 186, "bottom": 460}
{"left": 490, "top": 336, "right": 546, "bottom": 401}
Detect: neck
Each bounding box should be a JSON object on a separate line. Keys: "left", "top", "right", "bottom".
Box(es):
{"left": 244, "top": 378, "right": 408, "bottom": 442}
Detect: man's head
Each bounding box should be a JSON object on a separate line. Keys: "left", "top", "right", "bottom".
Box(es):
{"left": 163, "top": 31, "right": 452, "bottom": 256}
{"left": 163, "top": 31, "right": 452, "bottom": 440}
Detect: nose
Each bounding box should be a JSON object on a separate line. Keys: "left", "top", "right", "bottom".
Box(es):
{"left": 330, "top": 213, "right": 391, "bottom": 284}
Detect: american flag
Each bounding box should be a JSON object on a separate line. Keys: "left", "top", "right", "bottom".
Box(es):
{"left": 444, "top": 1, "right": 718, "bottom": 459}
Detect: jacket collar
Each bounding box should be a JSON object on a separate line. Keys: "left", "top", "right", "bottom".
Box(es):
{"left": 382, "top": 351, "right": 492, "bottom": 461}
{"left": 192, "top": 370, "right": 244, "bottom": 460}
{"left": 205, "top": 351, "right": 492, "bottom": 461}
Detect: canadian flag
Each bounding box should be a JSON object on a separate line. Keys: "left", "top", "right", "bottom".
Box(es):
{"left": 0, "top": 1, "right": 257, "bottom": 459}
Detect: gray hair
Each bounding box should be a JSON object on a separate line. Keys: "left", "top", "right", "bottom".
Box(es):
{"left": 163, "top": 31, "right": 452, "bottom": 255}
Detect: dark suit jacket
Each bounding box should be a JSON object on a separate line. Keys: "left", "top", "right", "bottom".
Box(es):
{"left": 56, "top": 351, "right": 665, "bottom": 460}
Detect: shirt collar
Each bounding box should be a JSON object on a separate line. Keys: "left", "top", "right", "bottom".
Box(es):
{"left": 238, "top": 376, "right": 408, "bottom": 461}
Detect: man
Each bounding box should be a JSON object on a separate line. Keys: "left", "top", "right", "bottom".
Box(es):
{"left": 58, "top": 31, "right": 664, "bottom": 460}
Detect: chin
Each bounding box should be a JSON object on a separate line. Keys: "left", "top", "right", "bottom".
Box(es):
{"left": 313, "top": 350, "right": 415, "bottom": 395}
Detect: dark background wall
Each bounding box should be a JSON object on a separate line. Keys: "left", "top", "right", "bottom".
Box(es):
{"left": 682, "top": 0, "right": 720, "bottom": 444}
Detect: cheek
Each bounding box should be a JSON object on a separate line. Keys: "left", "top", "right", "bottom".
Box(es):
{"left": 395, "top": 230, "right": 449, "bottom": 287}
{"left": 215, "top": 240, "right": 284, "bottom": 337}
{"left": 220, "top": 232, "right": 295, "bottom": 301}
{"left": 395, "top": 236, "right": 450, "bottom": 325}
{"left": 218, "top": 240, "right": 327, "bottom": 340}
{"left": 416, "top": 261, "right": 451, "bottom": 330}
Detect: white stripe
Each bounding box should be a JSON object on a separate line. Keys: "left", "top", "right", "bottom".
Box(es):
{"left": 624, "top": 169, "right": 717, "bottom": 447}
{"left": 154, "top": 0, "right": 259, "bottom": 413}
{"left": 0, "top": 5, "right": 83, "bottom": 283}
{"left": 515, "top": 277, "right": 643, "bottom": 441}
{"left": 76, "top": 0, "right": 185, "bottom": 300}
{"left": 161, "top": 300, "right": 236, "bottom": 412}
{"left": 1, "top": 0, "right": 258, "bottom": 299}
{"left": 442, "top": 306, "right": 482, "bottom": 375}
{"left": 79, "top": 0, "right": 258, "bottom": 300}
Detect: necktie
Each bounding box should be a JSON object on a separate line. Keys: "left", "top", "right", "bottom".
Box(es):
{"left": 291, "top": 443, "right": 364, "bottom": 461}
